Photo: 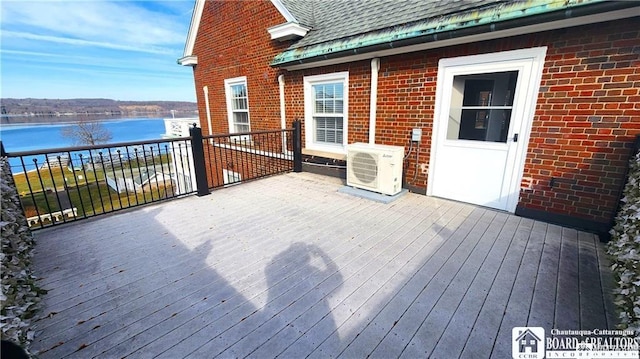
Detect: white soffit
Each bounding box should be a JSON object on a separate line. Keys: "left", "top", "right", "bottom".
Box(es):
{"left": 268, "top": 22, "right": 310, "bottom": 41}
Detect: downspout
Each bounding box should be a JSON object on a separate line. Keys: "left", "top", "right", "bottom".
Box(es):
{"left": 369, "top": 58, "right": 380, "bottom": 144}
{"left": 202, "top": 86, "right": 213, "bottom": 137}
{"left": 278, "top": 74, "right": 287, "bottom": 153}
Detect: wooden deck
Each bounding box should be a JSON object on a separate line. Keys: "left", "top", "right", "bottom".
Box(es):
{"left": 30, "top": 172, "right": 616, "bottom": 358}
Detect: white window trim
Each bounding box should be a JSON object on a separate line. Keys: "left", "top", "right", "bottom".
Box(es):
{"left": 303, "top": 72, "right": 349, "bottom": 155}
{"left": 224, "top": 76, "right": 251, "bottom": 135}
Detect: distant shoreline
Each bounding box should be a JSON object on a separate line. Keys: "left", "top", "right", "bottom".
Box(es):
{"left": 0, "top": 112, "right": 198, "bottom": 126}
{"left": 1, "top": 98, "right": 198, "bottom": 124}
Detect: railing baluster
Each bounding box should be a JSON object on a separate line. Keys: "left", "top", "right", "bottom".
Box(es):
{"left": 88, "top": 149, "right": 106, "bottom": 215}
{"left": 33, "top": 158, "right": 54, "bottom": 227}
{"left": 163, "top": 144, "right": 175, "bottom": 197}
{"left": 125, "top": 146, "right": 140, "bottom": 206}
{"left": 148, "top": 146, "right": 161, "bottom": 200}
{"left": 132, "top": 148, "right": 145, "bottom": 204}
{"left": 116, "top": 149, "right": 132, "bottom": 208}
{"left": 21, "top": 157, "right": 42, "bottom": 229}
{"left": 78, "top": 154, "right": 97, "bottom": 217}
{"left": 55, "top": 155, "right": 69, "bottom": 223}
{"left": 69, "top": 154, "right": 87, "bottom": 220}
{"left": 156, "top": 143, "right": 169, "bottom": 198}
{"left": 214, "top": 137, "right": 222, "bottom": 188}
{"left": 107, "top": 148, "right": 123, "bottom": 211}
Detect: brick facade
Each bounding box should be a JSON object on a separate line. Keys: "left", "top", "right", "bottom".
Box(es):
{"left": 191, "top": 0, "right": 288, "bottom": 135}
{"left": 189, "top": 0, "right": 639, "bottom": 233}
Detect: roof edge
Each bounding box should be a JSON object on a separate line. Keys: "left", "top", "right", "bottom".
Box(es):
{"left": 181, "top": 0, "right": 205, "bottom": 59}
{"left": 272, "top": 1, "right": 639, "bottom": 69}
{"left": 270, "top": 0, "right": 297, "bottom": 23}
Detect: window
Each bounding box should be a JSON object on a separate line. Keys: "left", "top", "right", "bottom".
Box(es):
{"left": 224, "top": 77, "right": 251, "bottom": 134}
{"left": 304, "top": 72, "right": 349, "bottom": 153}
{"left": 446, "top": 71, "right": 518, "bottom": 143}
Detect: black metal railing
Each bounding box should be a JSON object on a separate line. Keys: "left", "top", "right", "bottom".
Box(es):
{"left": 194, "top": 127, "right": 297, "bottom": 190}
{"left": 2, "top": 138, "right": 195, "bottom": 229}
{"left": 1, "top": 121, "right": 302, "bottom": 229}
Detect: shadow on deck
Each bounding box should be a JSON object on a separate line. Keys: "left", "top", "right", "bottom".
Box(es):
{"left": 29, "top": 172, "right": 616, "bottom": 358}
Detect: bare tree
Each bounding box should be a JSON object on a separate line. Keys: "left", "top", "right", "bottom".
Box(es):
{"left": 61, "top": 121, "right": 113, "bottom": 168}
{"left": 61, "top": 120, "right": 113, "bottom": 146}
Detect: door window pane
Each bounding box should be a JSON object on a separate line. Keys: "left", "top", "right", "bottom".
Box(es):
{"left": 447, "top": 71, "right": 518, "bottom": 143}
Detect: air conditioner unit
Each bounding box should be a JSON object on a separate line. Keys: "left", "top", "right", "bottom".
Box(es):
{"left": 347, "top": 143, "right": 404, "bottom": 196}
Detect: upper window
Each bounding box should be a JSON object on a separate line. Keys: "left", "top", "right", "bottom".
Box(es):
{"left": 224, "top": 77, "right": 250, "bottom": 134}
{"left": 304, "top": 72, "right": 349, "bottom": 154}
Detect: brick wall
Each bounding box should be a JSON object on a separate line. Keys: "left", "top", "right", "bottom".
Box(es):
{"left": 191, "top": 0, "right": 638, "bottom": 230}
{"left": 285, "top": 18, "right": 638, "bottom": 228}
{"left": 192, "top": 0, "right": 288, "bottom": 136}
{"left": 521, "top": 19, "right": 639, "bottom": 226}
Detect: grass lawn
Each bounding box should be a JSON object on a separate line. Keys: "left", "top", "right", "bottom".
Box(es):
{"left": 20, "top": 178, "right": 177, "bottom": 222}
{"left": 13, "top": 155, "right": 177, "bottom": 226}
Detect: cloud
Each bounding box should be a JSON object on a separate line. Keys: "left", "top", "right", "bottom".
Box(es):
{"left": 3, "top": 30, "right": 175, "bottom": 54}
{"left": 1, "top": 1, "right": 188, "bottom": 49}
{"left": 0, "top": 0, "right": 196, "bottom": 101}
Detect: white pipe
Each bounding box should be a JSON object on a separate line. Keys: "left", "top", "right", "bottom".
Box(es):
{"left": 278, "top": 74, "right": 287, "bottom": 153}
{"left": 203, "top": 86, "right": 212, "bottom": 137}
{"left": 369, "top": 58, "right": 380, "bottom": 144}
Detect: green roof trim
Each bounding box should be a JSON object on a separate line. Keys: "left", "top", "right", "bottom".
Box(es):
{"left": 271, "top": 0, "right": 610, "bottom": 67}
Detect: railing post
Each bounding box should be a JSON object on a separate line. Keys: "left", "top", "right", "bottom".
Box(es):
{"left": 293, "top": 120, "right": 302, "bottom": 173}
{"left": 189, "top": 125, "right": 210, "bottom": 196}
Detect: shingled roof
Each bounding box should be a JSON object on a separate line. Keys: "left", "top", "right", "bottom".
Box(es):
{"left": 271, "top": 0, "right": 639, "bottom": 68}
{"left": 279, "top": 0, "right": 498, "bottom": 49}
{"left": 178, "top": 0, "right": 640, "bottom": 68}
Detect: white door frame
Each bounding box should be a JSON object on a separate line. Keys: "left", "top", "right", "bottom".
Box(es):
{"left": 427, "top": 47, "right": 547, "bottom": 213}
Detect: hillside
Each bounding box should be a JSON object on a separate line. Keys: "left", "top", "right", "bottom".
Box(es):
{"left": 0, "top": 98, "right": 198, "bottom": 123}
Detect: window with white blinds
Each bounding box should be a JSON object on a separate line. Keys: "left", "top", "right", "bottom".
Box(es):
{"left": 224, "top": 77, "right": 250, "bottom": 134}
{"left": 304, "top": 72, "right": 349, "bottom": 154}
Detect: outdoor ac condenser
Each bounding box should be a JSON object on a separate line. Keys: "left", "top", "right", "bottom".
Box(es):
{"left": 347, "top": 142, "right": 404, "bottom": 196}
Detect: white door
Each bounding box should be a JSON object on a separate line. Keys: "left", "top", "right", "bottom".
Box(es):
{"left": 428, "top": 48, "right": 546, "bottom": 212}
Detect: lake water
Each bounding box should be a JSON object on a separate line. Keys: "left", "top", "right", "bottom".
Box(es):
{"left": 0, "top": 118, "right": 170, "bottom": 172}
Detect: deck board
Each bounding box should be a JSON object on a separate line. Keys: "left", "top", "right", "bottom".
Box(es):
{"left": 29, "top": 172, "right": 616, "bottom": 358}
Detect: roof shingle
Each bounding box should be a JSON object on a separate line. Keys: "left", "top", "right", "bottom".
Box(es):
{"left": 280, "top": 0, "right": 500, "bottom": 48}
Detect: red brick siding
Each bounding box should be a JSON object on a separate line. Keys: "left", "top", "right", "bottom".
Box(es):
{"left": 288, "top": 19, "right": 637, "bottom": 225}
{"left": 522, "top": 20, "right": 639, "bottom": 223}
{"left": 192, "top": 0, "right": 288, "bottom": 135}
{"left": 191, "top": 1, "right": 639, "bottom": 226}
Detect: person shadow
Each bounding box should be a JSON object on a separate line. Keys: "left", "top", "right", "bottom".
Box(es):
{"left": 256, "top": 242, "right": 343, "bottom": 357}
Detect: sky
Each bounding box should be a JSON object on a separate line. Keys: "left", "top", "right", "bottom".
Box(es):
{"left": 0, "top": 0, "right": 197, "bottom": 102}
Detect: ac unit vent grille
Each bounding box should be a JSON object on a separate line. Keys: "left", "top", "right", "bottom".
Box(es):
{"left": 351, "top": 152, "right": 378, "bottom": 184}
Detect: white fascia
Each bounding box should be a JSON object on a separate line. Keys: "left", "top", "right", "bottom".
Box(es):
{"left": 268, "top": 22, "right": 310, "bottom": 41}
{"left": 270, "top": 0, "right": 297, "bottom": 22}
{"left": 179, "top": 0, "right": 205, "bottom": 66}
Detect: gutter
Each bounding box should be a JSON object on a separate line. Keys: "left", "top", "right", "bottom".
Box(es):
{"left": 272, "top": 1, "right": 639, "bottom": 69}
{"left": 369, "top": 58, "right": 380, "bottom": 145}
{"left": 278, "top": 74, "right": 288, "bottom": 153}
{"left": 203, "top": 86, "right": 213, "bottom": 138}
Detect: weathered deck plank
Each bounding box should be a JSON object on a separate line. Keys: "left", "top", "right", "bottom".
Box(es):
{"left": 28, "top": 172, "right": 616, "bottom": 358}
